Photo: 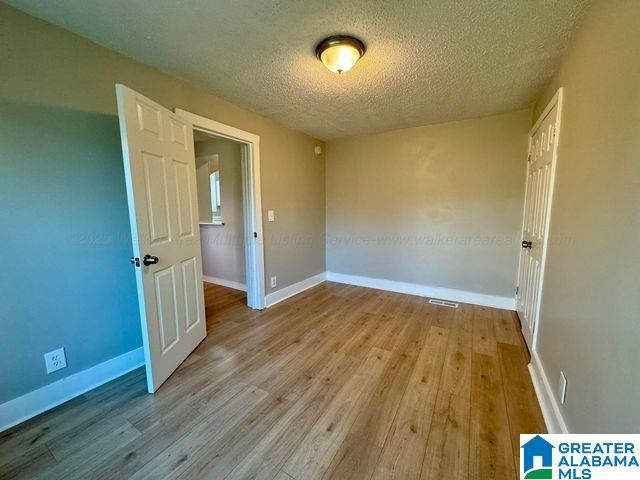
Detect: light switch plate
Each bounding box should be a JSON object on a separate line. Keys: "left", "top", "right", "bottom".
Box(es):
{"left": 45, "top": 347, "right": 67, "bottom": 374}
{"left": 268, "top": 210, "right": 275, "bottom": 222}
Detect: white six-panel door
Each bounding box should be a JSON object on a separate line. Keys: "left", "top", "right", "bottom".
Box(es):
{"left": 116, "top": 85, "right": 206, "bottom": 393}
{"left": 517, "top": 89, "right": 563, "bottom": 350}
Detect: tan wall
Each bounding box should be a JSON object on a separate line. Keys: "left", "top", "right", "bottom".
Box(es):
{"left": 326, "top": 109, "right": 531, "bottom": 298}
{"left": 195, "top": 138, "right": 246, "bottom": 285}
{"left": 532, "top": 0, "right": 640, "bottom": 433}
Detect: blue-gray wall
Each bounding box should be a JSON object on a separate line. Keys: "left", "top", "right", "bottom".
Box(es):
{"left": 0, "top": 102, "right": 142, "bottom": 403}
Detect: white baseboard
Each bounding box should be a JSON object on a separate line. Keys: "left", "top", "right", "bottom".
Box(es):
{"left": 326, "top": 272, "right": 516, "bottom": 310}
{"left": 265, "top": 272, "right": 327, "bottom": 307}
{"left": 0, "top": 347, "right": 144, "bottom": 432}
{"left": 203, "top": 275, "right": 247, "bottom": 292}
{"left": 528, "top": 349, "right": 570, "bottom": 433}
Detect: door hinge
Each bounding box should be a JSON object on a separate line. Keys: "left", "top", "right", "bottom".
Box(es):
{"left": 253, "top": 232, "right": 258, "bottom": 238}
{"left": 515, "top": 286, "right": 519, "bottom": 295}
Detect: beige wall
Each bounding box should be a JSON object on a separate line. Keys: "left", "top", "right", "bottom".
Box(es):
{"left": 0, "top": 4, "right": 325, "bottom": 295}
{"left": 326, "top": 109, "right": 530, "bottom": 298}
{"left": 532, "top": 0, "right": 640, "bottom": 433}
{"left": 195, "top": 138, "right": 246, "bottom": 286}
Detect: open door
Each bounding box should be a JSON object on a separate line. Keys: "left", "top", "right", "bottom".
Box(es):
{"left": 116, "top": 85, "right": 206, "bottom": 393}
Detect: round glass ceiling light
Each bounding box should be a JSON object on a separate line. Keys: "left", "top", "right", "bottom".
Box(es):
{"left": 316, "top": 35, "right": 366, "bottom": 74}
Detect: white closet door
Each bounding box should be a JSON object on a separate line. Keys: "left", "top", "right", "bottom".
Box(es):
{"left": 517, "top": 91, "right": 562, "bottom": 350}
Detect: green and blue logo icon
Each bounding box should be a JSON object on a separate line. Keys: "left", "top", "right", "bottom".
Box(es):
{"left": 521, "top": 435, "right": 555, "bottom": 479}
{"left": 520, "top": 434, "right": 640, "bottom": 479}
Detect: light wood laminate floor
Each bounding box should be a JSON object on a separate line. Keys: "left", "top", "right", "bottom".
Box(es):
{"left": 0, "top": 281, "right": 545, "bottom": 479}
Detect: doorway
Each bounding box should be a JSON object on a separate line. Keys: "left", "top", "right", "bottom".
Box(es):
{"left": 175, "top": 108, "right": 266, "bottom": 310}
{"left": 116, "top": 85, "right": 266, "bottom": 393}
{"left": 194, "top": 131, "right": 248, "bottom": 301}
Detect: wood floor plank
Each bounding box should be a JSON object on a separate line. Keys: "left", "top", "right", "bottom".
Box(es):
{"left": 322, "top": 432, "right": 382, "bottom": 480}
{"left": 426, "top": 302, "right": 455, "bottom": 329}
{"left": 0, "top": 283, "right": 545, "bottom": 480}
{"left": 469, "top": 353, "right": 516, "bottom": 480}
{"left": 420, "top": 392, "right": 471, "bottom": 480}
{"left": 175, "top": 391, "right": 300, "bottom": 479}
{"left": 45, "top": 414, "right": 135, "bottom": 462}
{"left": 83, "top": 400, "right": 206, "bottom": 480}
{"left": 439, "top": 326, "right": 473, "bottom": 399}
{"left": 322, "top": 318, "right": 428, "bottom": 480}
{"left": 472, "top": 305, "right": 497, "bottom": 356}
{"left": 0, "top": 373, "right": 146, "bottom": 464}
{"left": 493, "top": 309, "right": 522, "bottom": 346}
{"left": 282, "top": 348, "right": 391, "bottom": 480}
{"left": 32, "top": 420, "right": 141, "bottom": 480}
{"left": 127, "top": 385, "right": 269, "bottom": 479}
{"left": 224, "top": 353, "right": 359, "bottom": 480}
{"left": 497, "top": 342, "right": 546, "bottom": 471}
{"left": 274, "top": 470, "right": 296, "bottom": 480}
{"left": 370, "top": 326, "right": 449, "bottom": 480}
{"left": 344, "top": 319, "right": 425, "bottom": 448}
{"left": 0, "top": 443, "right": 57, "bottom": 480}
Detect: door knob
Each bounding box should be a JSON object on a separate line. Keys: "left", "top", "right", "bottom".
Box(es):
{"left": 143, "top": 254, "right": 159, "bottom": 266}
{"left": 521, "top": 240, "right": 532, "bottom": 249}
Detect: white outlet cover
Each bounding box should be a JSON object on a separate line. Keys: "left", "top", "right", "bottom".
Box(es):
{"left": 45, "top": 347, "right": 67, "bottom": 374}
{"left": 268, "top": 210, "right": 275, "bottom": 222}
{"left": 270, "top": 276, "right": 277, "bottom": 288}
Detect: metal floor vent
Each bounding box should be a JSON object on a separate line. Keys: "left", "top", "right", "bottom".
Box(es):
{"left": 428, "top": 298, "right": 459, "bottom": 308}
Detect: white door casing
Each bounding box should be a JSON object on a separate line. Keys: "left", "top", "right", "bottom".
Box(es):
{"left": 517, "top": 88, "right": 564, "bottom": 350}
{"left": 174, "top": 108, "right": 266, "bottom": 310}
{"left": 116, "top": 85, "right": 206, "bottom": 393}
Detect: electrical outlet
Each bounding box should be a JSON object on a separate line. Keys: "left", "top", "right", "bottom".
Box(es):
{"left": 268, "top": 210, "right": 275, "bottom": 222}
{"left": 559, "top": 371, "right": 568, "bottom": 405}
{"left": 270, "top": 276, "right": 277, "bottom": 288}
{"left": 44, "top": 348, "right": 67, "bottom": 374}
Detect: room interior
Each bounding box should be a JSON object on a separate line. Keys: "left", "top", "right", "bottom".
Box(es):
{"left": 194, "top": 131, "right": 249, "bottom": 294}
{"left": 0, "top": 1, "right": 638, "bottom": 479}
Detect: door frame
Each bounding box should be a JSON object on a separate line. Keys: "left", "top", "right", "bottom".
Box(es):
{"left": 175, "top": 109, "right": 266, "bottom": 309}
{"left": 516, "top": 87, "right": 564, "bottom": 350}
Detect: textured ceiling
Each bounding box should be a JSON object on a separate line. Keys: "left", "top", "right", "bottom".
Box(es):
{"left": 7, "top": 0, "right": 590, "bottom": 139}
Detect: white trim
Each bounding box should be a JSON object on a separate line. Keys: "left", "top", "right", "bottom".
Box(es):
{"left": 528, "top": 350, "right": 570, "bottom": 434}
{"left": 175, "top": 108, "right": 266, "bottom": 310}
{"left": 203, "top": 275, "right": 247, "bottom": 292}
{"left": 265, "top": 273, "right": 327, "bottom": 307}
{"left": 177, "top": 111, "right": 260, "bottom": 145}
{"left": 0, "top": 347, "right": 144, "bottom": 432}
{"left": 326, "top": 272, "right": 515, "bottom": 310}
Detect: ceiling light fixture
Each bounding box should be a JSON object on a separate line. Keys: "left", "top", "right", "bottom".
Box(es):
{"left": 316, "top": 35, "right": 366, "bottom": 74}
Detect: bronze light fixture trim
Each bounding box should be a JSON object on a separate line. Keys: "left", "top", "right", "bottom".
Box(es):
{"left": 315, "top": 35, "right": 366, "bottom": 74}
